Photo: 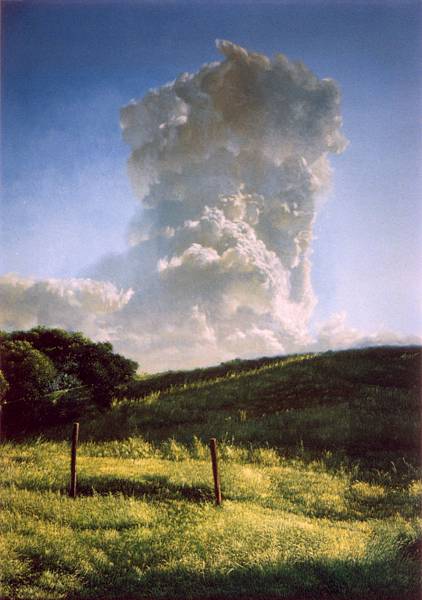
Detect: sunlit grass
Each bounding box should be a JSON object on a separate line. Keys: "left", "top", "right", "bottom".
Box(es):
{"left": 1, "top": 440, "right": 420, "bottom": 599}
{"left": 1, "top": 347, "right": 420, "bottom": 598}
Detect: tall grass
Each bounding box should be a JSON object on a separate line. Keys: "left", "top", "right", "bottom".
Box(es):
{"left": 1, "top": 346, "right": 420, "bottom": 599}
{"left": 1, "top": 441, "right": 420, "bottom": 599}
{"left": 40, "top": 347, "right": 418, "bottom": 482}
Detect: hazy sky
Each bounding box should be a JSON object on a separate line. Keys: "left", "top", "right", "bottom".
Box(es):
{"left": 1, "top": 0, "right": 421, "bottom": 367}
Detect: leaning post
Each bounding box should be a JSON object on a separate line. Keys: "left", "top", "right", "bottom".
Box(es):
{"left": 69, "top": 422, "right": 79, "bottom": 498}
{"left": 209, "top": 437, "right": 222, "bottom": 506}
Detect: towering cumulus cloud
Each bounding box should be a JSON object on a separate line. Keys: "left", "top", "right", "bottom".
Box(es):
{"left": 1, "top": 41, "right": 356, "bottom": 371}
{"left": 92, "top": 40, "right": 347, "bottom": 369}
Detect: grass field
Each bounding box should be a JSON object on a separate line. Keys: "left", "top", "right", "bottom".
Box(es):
{"left": 1, "top": 346, "right": 421, "bottom": 599}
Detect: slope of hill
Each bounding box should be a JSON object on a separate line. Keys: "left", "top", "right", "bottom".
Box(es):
{"left": 75, "top": 346, "right": 421, "bottom": 476}
{"left": 1, "top": 346, "right": 420, "bottom": 599}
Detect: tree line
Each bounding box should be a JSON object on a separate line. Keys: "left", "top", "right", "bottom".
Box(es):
{"left": 0, "top": 327, "right": 138, "bottom": 436}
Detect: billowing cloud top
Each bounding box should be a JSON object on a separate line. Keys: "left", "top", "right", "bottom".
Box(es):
{"left": 102, "top": 40, "right": 347, "bottom": 369}
{"left": 3, "top": 41, "right": 410, "bottom": 372}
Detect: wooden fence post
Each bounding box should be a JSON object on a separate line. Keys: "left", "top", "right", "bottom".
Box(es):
{"left": 209, "top": 437, "right": 222, "bottom": 506}
{"left": 69, "top": 422, "right": 79, "bottom": 498}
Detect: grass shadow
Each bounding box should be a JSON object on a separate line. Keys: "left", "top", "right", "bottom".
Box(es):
{"left": 80, "top": 553, "right": 422, "bottom": 599}
{"left": 10, "top": 554, "right": 419, "bottom": 600}
{"left": 77, "top": 474, "right": 214, "bottom": 502}
{"left": 5, "top": 474, "right": 215, "bottom": 503}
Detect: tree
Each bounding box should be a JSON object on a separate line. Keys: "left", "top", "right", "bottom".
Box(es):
{"left": 73, "top": 341, "right": 138, "bottom": 408}
{"left": 0, "top": 370, "right": 9, "bottom": 404}
{"left": 6, "top": 329, "right": 138, "bottom": 405}
{"left": 0, "top": 370, "right": 9, "bottom": 441}
{"left": 8, "top": 327, "right": 88, "bottom": 375}
{"left": 1, "top": 340, "right": 57, "bottom": 433}
{"left": 0, "top": 328, "right": 139, "bottom": 433}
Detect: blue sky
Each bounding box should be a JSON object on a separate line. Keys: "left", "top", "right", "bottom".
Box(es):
{"left": 2, "top": 0, "right": 422, "bottom": 339}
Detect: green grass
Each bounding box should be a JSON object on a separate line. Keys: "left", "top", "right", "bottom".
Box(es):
{"left": 59, "top": 346, "right": 421, "bottom": 479}
{"left": 1, "top": 441, "right": 420, "bottom": 599}
{"left": 1, "top": 346, "right": 421, "bottom": 599}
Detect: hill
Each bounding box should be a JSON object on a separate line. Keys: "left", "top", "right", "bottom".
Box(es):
{"left": 72, "top": 346, "right": 421, "bottom": 477}
{"left": 1, "top": 345, "right": 420, "bottom": 599}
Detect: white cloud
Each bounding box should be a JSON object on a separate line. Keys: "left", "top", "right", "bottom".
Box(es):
{"left": 314, "top": 311, "right": 421, "bottom": 351}
{"left": 0, "top": 274, "right": 132, "bottom": 340}
{"left": 89, "top": 40, "right": 347, "bottom": 370}
{"left": 4, "top": 41, "right": 415, "bottom": 372}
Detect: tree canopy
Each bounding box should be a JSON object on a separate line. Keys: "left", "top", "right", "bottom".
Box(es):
{"left": 0, "top": 327, "right": 138, "bottom": 435}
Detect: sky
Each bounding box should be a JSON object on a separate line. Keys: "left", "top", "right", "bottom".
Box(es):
{"left": 1, "top": 0, "right": 421, "bottom": 370}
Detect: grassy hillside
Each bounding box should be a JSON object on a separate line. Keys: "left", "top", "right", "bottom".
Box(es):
{"left": 1, "top": 346, "right": 421, "bottom": 599}
{"left": 72, "top": 346, "right": 421, "bottom": 477}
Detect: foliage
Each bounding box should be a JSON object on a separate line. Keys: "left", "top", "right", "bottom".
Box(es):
{"left": 0, "top": 369, "right": 9, "bottom": 403}
{"left": 0, "top": 340, "right": 57, "bottom": 432}
{"left": 72, "top": 341, "right": 138, "bottom": 408}
{"left": 7, "top": 327, "right": 138, "bottom": 402}
{"left": 0, "top": 328, "right": 138, "bottom": 435}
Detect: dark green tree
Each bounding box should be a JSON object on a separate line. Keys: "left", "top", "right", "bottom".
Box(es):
{"left": 1, "top": 340, "right": 57, "bottom": 433}
{"left": 7, "top": 329, "right": 138, "bottom": 405}
{"left": 73, "top": 341, "right": 138, "bottom": 408}
{"left": 0, "top": 370, "right": 9, "bottom": 403}
{"left": 0, "top": 328, "right": 139, "bottom": 433}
